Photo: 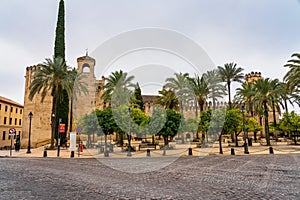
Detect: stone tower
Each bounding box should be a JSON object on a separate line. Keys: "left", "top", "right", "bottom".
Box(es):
{"left": 22, "top": 65, "right": 53, "bottom": 148}
{"left": 71, "top": 53, "right": 105, "bottom": 129}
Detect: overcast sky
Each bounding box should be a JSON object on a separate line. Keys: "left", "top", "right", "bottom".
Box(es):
{"left": 0, "top": 0, "right": 300, "bottom": 107}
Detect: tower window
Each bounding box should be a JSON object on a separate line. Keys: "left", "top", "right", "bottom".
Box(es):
{"left": 10, "top": 107, "right": 13, "bottom": 112}
{"left": 9, "top": 118, "right": 12, "bottom": 125}
{"left": 82, "top": 63, "right": 91, "bottom": 73}
{"left": 5, "top": 106, "right": 7, "bottom": 112}
{"left": 4, "top": 117, "right": 7, "bottom": 124}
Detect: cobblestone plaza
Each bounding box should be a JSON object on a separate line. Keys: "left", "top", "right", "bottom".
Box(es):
{"left": 0, "top": 155, "right": 299, "bottom": 199}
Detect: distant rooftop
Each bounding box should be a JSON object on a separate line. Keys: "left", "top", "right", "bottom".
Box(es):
{"left": 0, "top": 96, "right": 23, "bottom": 107}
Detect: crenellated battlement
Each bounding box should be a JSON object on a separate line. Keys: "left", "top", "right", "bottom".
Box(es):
{"left": 245, "top": 71, "right": 261, "bottom": 83}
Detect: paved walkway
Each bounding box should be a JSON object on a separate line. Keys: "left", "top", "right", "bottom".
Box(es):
{"left": 0, "top": 155, "right": 299, "bottom": 199}
{"left": 1, "top": 142, "right": 299, "bottom": 158}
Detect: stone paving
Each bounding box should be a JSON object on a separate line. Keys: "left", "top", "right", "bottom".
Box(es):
{"left": 0, "top": 154, "right": 299, "bottom": 199}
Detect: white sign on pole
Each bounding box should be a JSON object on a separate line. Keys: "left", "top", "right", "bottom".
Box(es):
{"left": 69, "top": 132, "right": 76, "bottom": 151}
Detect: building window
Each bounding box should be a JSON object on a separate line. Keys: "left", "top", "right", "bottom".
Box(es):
{"left": 8, "top": 135, "right": 11, "bottom": 140}
{"left": 18, "top": 131, "right": 21, "bottom": 136}
{"left": 10, "top": 107, "right": 13, "bottom": 112}
{"left": 0, "top": 104, "right": 1, "bottom": 110}
{"left": 2, "top": 131, "right": 5, "bottom": 140}
{"left": 20, "top": 109, "right": 22, "bottom": 114}
{"left": 9, "top": 118, "right": 12, "bottom": 125}
{"left": 16, "top": 108, "right": 18, "bottom": 113}
{"left": 5, "top": 106, "right": 7, "bottom": 112}
{"left": 4, "top": 117, "right": 7, "bottom": 124}
{"left": 19, "top": 119, "right": 22, "bottom": 126}
{"left": 15, "top": 118, "right": 17, "bottom": 125}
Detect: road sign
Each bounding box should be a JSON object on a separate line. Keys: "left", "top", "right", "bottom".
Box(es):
{"left": 76, "top": 126, "right": 82, "bottom": 133}
{"left": 59, "top": 124, "right": 65, "bottom": 133}
{"left": 9, "top": 128, "right": 16, "bottom": 136}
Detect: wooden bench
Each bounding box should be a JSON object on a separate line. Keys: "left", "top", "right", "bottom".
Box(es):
{"left": 138, "top": 144, "right": 156, "bottom": 151}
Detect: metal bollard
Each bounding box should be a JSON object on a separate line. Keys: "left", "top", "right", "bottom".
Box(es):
{"left": 269, "top": 147, "right": 274, "bottom": 154}
{"left": 70, "top": 151, "right": 74, "bottom": 158}
{"left": 163, "top": 149, "right": 166, "bottom": 156}
{"left": 231, "top": 148, "right": 235, "bottom": 155}
{"left": 188, "top": 148, "right": 193, "bottom": 156}
{"left": 146, "top": 149, "right": 151, "bottom": 157}
{"left": 43, "top": 150, "right": 47, "bottom": 157}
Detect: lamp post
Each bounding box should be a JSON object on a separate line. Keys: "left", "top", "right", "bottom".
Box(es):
{"left": 127, "top": 107, "right": 132, "bottom": 157}
{"left": 51, "top": 113, "right": 55, "bottom": 149}
{"left": 241, "top": 105, "right": 249, "bottom": 154}
{"left": 57, "top": 118, "right": 62, "bottom": 157}
{"left": 26, "top": 112, "right": 33, "bottom": 154}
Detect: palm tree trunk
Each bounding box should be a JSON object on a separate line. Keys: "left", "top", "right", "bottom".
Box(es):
{"left": 195, "top": 98, "right": 198, "bottom": 118}
{"left": 219, "top": 134, "right": 223, "bottom": 154}
{"left": 264, "top": 102, "right": 271, "bottom": 146}
{"left": 50, "top": 94, "right": 58, "bottom": 149}
{"left": 227, "top": 82, "right": 232, "bottom": 109}
{"left": 272, "top": 99, "right": 277, "bottom": 141}
{"left": 284, "top": 99, "right": 289, "bottom": 113}
{"left": 212, "top": 89, "right": 216, "bottom": 110}
{"left": 198, "top": 99, "right": 204, "bottom": 112}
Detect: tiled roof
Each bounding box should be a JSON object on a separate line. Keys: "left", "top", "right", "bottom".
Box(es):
{"left": 0, "top": 96, "right": 23, "bottom": 107}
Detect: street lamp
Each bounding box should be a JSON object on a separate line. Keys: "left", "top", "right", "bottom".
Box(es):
{"left": 127, "top": 107, "right": 132, "bottom": 157}
{"left": 51, "top": 113, "right": 55, "bottom": 149}
{"left": 241, "top": 105, "right": 249, "bottom": 154}
{"left": 57, "top": 118, "right": 62, "bottom": 157}
{"left": 26, "top": 112, "right": 33, "bottom": 154}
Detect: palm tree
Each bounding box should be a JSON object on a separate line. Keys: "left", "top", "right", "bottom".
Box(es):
{"left": 284, "top": 53, "right": 300, "bottom": 90}
{"left": 234, "top": 82, "right": 256, "bottom": 116}
{"left": 277, "top": 82, "right": 300, "bottom": 113}
{"left": 68, "top": 69, "right": 89, "bottom": 132}
{"left": 218, "top": 63, "right": 244, "bottom": 108}
{"left": 102, "top": 70, "right": 135, "bottom": 106}
{"left": 164, "top": 72, "right": 190, "bottom": 112}
{"left": 253, "top": 78, "right": 279, "bottom": 146}
{"left": 188, "top": 74, "right": 209, "bottom": 113}
{"left": 203, "top": 69, "right": 226, "bottom": 109}
{"left": 29, "top": 57, "right": 74, "bottom": 149}
{"left": 156, "top": 88, "right": 179, "bottom": 111}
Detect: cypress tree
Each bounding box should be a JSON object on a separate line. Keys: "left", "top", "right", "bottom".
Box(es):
{"left": 132, "top": 83, "right": 145, "bottom": 111}
{"left": 54, "top": 0, "right": 65, "bottom": 60}
{"left": 53, "top": 0, "right": 68, "bottom": 145}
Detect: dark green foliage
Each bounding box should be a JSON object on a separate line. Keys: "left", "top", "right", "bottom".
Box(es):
{"left": 199, "top": 109, "right": 212, "bottom": 142}
{"left": 158, "top": 109, "right": 181, "bottom": 145}
{"left": 96, "top": 108, "right": 118, "bottom": 135}
{"left": 55, "top": 89, "right": 69, "bottom": 144}
{"left": 54, "top": 0, "right": 65, "bottom": 60}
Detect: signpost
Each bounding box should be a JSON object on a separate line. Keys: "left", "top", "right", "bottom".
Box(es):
{"left": 9, "top": 128, "right": 16, "bottom": 157}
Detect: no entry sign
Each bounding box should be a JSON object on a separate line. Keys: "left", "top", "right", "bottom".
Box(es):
{"left": 9, "top": 128, "right": 16, "bottom": 136}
